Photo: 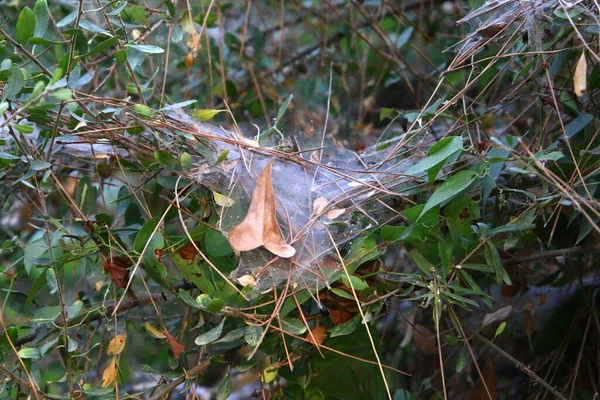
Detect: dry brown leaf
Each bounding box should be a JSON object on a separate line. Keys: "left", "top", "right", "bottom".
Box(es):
{"left": 307, "top": 326, "right": 326, "bottom": 346}
{"left": 574, "top": 51, "right": 587, "bottom": 97}
{"left": 103, "top": 256, "right": 131, "bottom": 289}
{"left": 107, "top": 333, "right": 126, "bottom": 356}
{"left": 466, "top": 359, "right": 497, "bottom": 400}
{"left": 412, "top": 323, "right": 437, "bottom": 354}
{"left": 101, "top": 358, "right": 118, "bottom": 388}
{"left": 164, "top": 330, "right": 186, "bottom": 359}
{"left": 312, "top": 197, "right": 328, "bottom": 216}
{"left": 179, "top": 241, "right": 200, "bottom": 260}
{"left": 326, "top": 208, "right": 346, "bottom": 219}
{"left": 228, "top": 162, "right": 295, "bottom": 258}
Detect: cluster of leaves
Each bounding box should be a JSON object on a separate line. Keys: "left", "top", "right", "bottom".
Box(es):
{"left": 0, "top": 0, "right": 599, "bottom": 399}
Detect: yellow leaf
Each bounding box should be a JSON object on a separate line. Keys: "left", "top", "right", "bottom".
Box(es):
{"left": 228, "top": 162, "right": 295, "bottom": 258}
{"left": 306, "top": 326, "right": 326, "bottom": 346}
{"left": 107, "top": 333, "right": 126, "bottom": 356}
{"left": 213, "top": 191, "right": 235, "bottom": 207}
{"left": 144, "top": 322, "right": 166, "bottom": 339}
{"left": 192, "top": 109, "right": 225, "bottom": 121}
{"left": 574, "top": 51, "right": 587, "bottom": 97}
{"left": 101, "top": 358, "right": 118, "bottom": 388}
{"left": 261, "top": 363, "right": 279, "bottom": 384}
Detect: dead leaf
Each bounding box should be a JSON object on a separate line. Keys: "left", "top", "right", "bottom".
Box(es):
{"left": 179, "top": 241, "right": 200, "bottom": 260}
{"left": 101, "top": 358, "right": 118, "bottom": 388}
{"left": 481, "top": 305, "right": 512, "bottom": 329}
{"left": 107, "top": 333, "right": 126, "bottom": 356}
{"left": 466, "top": 359, "right": 496, "bottom": 400}
{"left": 307, "top": 326, "right": 326, "bottom": 346}
{"left": 103, "top": 256, "right": 132, "bottom": 289}
{"left": 412, "top": 323, "right": 437, "bottom": 354}
{"left": 326, "top": 208, "right": 346, "bottom": 219}
{"left": 574, "top": 51, "right": 587, "bottom": 97}
{"left": 228, "top": 162, "right": 296, "bottom": 258}
{"left": 312, "top": 197, "right": 328, "bottom": 215}
{"left": 164, "top": 330, "right": 185, "bottom": 359}
{"left": 237, "top": 274, "right": 257, "bottom": 287}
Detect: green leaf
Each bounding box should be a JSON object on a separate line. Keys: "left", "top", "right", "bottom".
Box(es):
{"left": 244, "top": 325, "right": 263, "bottom": 346}
{"left": 16, "top": 7, "right": 36, "bottom": 45}
{"left": 216, "top": 372, "right": 232, "bottom": 400}
{"left": 417, "top": 170, "right": 478, "bottom": 222}
{"left": 0, "top": 151, "right": 21, "bottom": 160}
{"left": 134, "top": 218, "right": 162, "bottom": 253}
{"left": 493, "top": 321, "right": 506, "bottom": 339}
{"left": 28, "top": 37, "right": 63, "bottom": 45}
{"left": 128, "top": 44, "right": 164, "bottom": 53}
{"left": 79, "top": 20, "right": 112, "bottom": 36}
{"left": 3, "top": 67, "right": 25, "bottom": 100}
{"left": 195, "top": 319, "right": 225, "bottom": 345}
{"left": 18, "top": 347, "right": 41, "bottom": 359}
{"left": 135, "top": 104, "right": 155, "bottom": 118}
{"left": 154, "top": 150, "right": 179, "bottom": 169}
{"left": 404, "top": 136, "right": 463, "bottom": 178}
{"left": 329, "top": 316, "right": 360, "bottom": 337}
{"left": 484, "top": 241, "right": 511, "bottom": 285}
{"left": 409, "top": 250, "right": 436, "bottom": 275}
{"left": 29, "top": 159, "right": 52, "bottom": 171}
{"left": 281, "top": 318, "right": 307, "bottom": 335}
{"left": 83, "top": 36, "right": 119, "bottom": 57}
{"left": 276, "top": 94, "right": 293, "bottom": 120}
{"left": 33, "top": 0, "right": 50, "bottom": 37}
{"left": 52, "top": 88, "right": 72, "bottom": 101}
{"left": 489, "top": 223, "right": 535, "bottom": 236}
{"left": 192, "top": 109, "right": 225, "bottom": 121}
{"left": 340, "top": 275, "right": 368, "bottom": 291}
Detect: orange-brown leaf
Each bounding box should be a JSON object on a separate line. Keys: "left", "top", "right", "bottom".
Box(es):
{"left": 164, "top": 330, "right": 185, "bottom": 359}
{"left": 307, "top": 326, "right": 326, "bottom": 346}
{"left": 179, "top": 241, "right": 200, "bottom": 260}
{"left": 228, "top": 162, "right": 295, "bottom": 258}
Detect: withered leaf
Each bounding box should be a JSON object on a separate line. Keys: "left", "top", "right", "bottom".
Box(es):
{"left": 101, "top": 358, "right": 118, "bottom": 388}
{"left": 179, "top": 241, "right": 201, "bottom": 260}
{"left": 307, "top": 326, "right": 326, "bottom": 346}
{"left": 164, "top": 330, "right": 185, "bottom": 359}
{"left": 228, "top": 161, "right": 295, "bottom": 258}
{"left": 103, "top": 256, "right": 132, "bottom": 289}
{"left": 107, "top": 333, "right": 126, "bottom": 356}
{"left": 574, "top": 51, "right": 587, "bottom": 97}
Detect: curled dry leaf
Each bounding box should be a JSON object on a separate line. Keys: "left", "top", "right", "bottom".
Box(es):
{"left": 164, "top": 330, "right": 186, "bottom": 359}
{"left": 228, "top": 162, "right": 296, "bottom": 258}
{"left": 107, "top": 333, "right": 126, "bottom": 356}
{"left": 103, "top": 256, "right": 132, "bottom": 289}
{"left": 101, "top": 358, "right": 118, "bottom": 388}
{"left": 144, "top": 322, "right": 166, "bottom": 339}
{"left": 574, "top": 51, "right": 587, "bottom": 97}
